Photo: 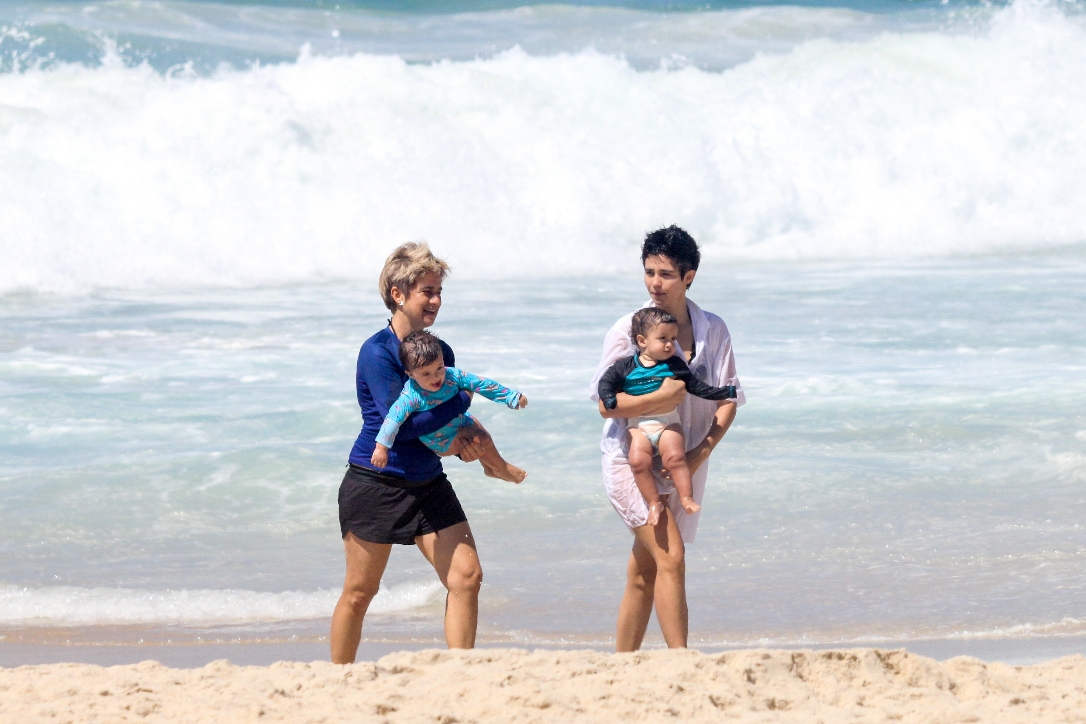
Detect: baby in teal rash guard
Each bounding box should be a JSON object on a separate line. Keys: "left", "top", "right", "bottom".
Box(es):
{"left": 370, "top": 330, "right": 529, "bottom": 483}
{"left": 596, "top": 307, "right": 737, "bottom": 524}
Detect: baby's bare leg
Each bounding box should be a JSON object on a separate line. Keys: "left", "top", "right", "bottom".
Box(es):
{"left": 657, "top": 426, "right": 700, "bottom": 515}
{"left": 627, "top": 429, "right": 664, "bottom": 526}
{"left": 457, "top": 424, "right": 526, "bottom": 484}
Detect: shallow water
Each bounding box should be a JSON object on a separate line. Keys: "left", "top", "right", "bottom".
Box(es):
{"left": 2, "top": 0, "right": 1085, "bottom": 651}
{"left": 2, "top": 255, "right": 1084, "bottom": 647}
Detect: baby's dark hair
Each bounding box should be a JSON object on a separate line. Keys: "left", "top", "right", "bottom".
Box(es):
{"left": 630, "top": 307, "right": 678, "bottom": 345}
{"left": 399, "top": 330, "right": 445, "bottom": 372}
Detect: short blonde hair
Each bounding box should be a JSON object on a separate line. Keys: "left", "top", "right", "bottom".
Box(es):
{"left": 378, "top": 241, "right": 451, "bottom": 312}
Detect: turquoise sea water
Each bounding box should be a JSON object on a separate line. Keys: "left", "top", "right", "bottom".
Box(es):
{"left": 1, "top": 0, "right": 1085, "bottom": 650}
{"left": 3, "top": 257, "right": 1085, "bottom": 647}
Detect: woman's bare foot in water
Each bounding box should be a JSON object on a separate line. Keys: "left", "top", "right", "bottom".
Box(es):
{"left": 646, "top": 500, "right": 665, "bottom": 526}
{"left": 680, "top": 497, "right": 701, "bottom": 514}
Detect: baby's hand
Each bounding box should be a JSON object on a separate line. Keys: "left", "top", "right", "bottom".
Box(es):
{"left": 517, "top": 394, "right": 528, "bottom": 409}
{"left": 370, "top": 445, "right": 389, "bottom": 468}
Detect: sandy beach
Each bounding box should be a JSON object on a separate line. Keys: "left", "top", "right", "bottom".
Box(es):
{"left": 3, "top": 647, "right": 1084, "bottom": 723}
{"left": 4, "top": 4, "right": 1086, "bottom": 724}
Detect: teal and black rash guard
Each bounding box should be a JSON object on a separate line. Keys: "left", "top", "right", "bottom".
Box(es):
{"left": 597, "top": 354, "right": 737, "bottom": 411}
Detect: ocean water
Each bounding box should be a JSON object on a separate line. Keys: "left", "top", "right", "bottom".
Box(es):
{"left": 1, "top": 0, "right": 1085, "bottom": 650}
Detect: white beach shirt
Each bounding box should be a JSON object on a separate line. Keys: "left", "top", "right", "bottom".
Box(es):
{"left": 589, "top": 299, "right": 745, "bottom": 543}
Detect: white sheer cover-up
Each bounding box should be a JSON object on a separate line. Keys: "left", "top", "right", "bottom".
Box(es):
{"left": 588, "top": 299, "right": 745, "bottom": 543}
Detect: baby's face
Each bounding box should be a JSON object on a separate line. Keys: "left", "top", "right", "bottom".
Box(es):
{"left": 637, "top": 322, "right": 679, "bottom": 361}
{"left": 407, "top": 357, "right": 446, "bottom": 392}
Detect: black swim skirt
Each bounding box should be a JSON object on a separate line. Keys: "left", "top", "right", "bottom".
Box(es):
{"left": 338, "top": 464, "right": 467, "bottom": 545}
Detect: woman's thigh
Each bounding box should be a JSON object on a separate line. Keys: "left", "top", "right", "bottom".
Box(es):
{"left": 630, "top": 505, "right": 685, "bottom": 575}
{"left": 342, "top": 532, "right": 393, "bottom": 594}
{"left": 415, "top": 521, "right": 481, "bottom": 590}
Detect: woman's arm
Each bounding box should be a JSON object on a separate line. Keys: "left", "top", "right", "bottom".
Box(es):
{"left": 685, "top": 400, "right": 737, "bottom": 475}
{"left": 361, "top": 344, "right": 470, "bottom": 440}
{"left": 682, "top": 315, "right": 743, "bottom": 473}
{"left": 398, "top": 393, "right": 470, "bottom": 440}
{"left": 598, "top": 377, "right": 687, "bottom": 419}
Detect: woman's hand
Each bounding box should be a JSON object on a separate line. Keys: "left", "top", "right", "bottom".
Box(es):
{"left": 645, "top": 378, "right": 686, "bottom": 415}
{"left": 370, "top": 444, "right": 389, "bottom": 468}
{"left": 656, "top": 400, "right": 737, "bottom": 480}
{"left": 454, "top": 425, "right": 485, "bottom": 463}
{"left": 599, "top": 378, "right": 686, "bottom": 419}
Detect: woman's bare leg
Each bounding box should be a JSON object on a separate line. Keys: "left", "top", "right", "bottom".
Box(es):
{"left": 627, "top": 429, "right": 664, "bottom": 525}
{"left": 616, "top": 535, "right": 656, "bottom": 652}
{"left": 615, "top": 505, "right": 687, "bottom": 651}
{"left": 330, "top": 532, "right": 392, "bottom": 664}
{"left": 416, "top": 521, "right": 482, "bottom": 648}
{"left": 657, "top": 426, "right": 700, "bottom": 514}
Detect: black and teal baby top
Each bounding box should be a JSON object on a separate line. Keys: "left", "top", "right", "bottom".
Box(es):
{"left": 597, "top": 354, "right": 738, "bottom": 411}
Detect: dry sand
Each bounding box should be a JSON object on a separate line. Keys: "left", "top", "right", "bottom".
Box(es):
{"left": 2, "top": 647, "right": 1084, "bottom": 723}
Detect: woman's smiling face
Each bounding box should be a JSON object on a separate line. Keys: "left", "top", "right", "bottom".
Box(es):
{"left": 394, "top": 272, "right": 443, "bottom": 330}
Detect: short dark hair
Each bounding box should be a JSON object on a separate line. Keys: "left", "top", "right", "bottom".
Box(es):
{"left": 630, "top": 307, "right": 678, "bottom": 344}
{"left": 398, "top": 330, "right": 444, "bottom": 372}
{"left": 641, "top": 225, "right": 701, "bottom": 283}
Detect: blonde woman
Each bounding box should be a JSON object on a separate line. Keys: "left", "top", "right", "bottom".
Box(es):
{"left": 330, "top": 242, "right": 485, "bottom": 664}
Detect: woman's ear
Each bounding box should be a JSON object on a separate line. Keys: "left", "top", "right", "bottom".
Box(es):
{"left": 683, "top": 269, "right": 697, "bottom": 289}
{"left": 390, "top": 285, "right": 406, "bottom": 308}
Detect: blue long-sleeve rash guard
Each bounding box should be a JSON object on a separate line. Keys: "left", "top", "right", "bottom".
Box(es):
{"left": 348, "top": 326, "right": 470, "bottom": 481}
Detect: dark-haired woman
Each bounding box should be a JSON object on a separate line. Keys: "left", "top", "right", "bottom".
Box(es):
{"left": 589, "top": 226, "right": 745, "bottom": 651}
{"left": 330, "top": 242, "right": 485, "bottom": 664}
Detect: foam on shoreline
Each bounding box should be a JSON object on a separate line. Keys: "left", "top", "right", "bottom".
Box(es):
{"left": 0, "top": 581, "right": 442, "bottom": 627}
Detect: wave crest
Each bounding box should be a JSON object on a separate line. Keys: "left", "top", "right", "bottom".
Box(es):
{"left": 1, "top": 0, "right": 1084, "bottom": 294}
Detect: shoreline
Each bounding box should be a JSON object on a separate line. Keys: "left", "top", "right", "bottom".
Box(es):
{"left": 4, "top": 634, "right": 1086, "bottom": 669}
{"left": 2, "top": 647, "right": 1083, "bottom": 723}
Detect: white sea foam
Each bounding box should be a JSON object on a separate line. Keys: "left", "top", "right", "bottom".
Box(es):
{"left": 0, "top": 581, "right": 443, "bottom": 626}
{"left": 0, "top": 0, "right": 1083, "bottom": 294}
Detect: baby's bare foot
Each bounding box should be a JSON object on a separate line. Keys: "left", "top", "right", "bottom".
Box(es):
{"left": 501, "top": 464, "right": 527, "bottom": 484}
{"left": 646, "top": 500, "right": 664, "bottom": 526}
{"left": 681, "top": 497, "right": 701, "bottom": 514}
{"left": 480, "top": 460, "right": 526, "bottom": 483}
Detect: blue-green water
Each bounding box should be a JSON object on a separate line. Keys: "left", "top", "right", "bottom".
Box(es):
{"left": 1, "top": 0, "right": 1085, "bottom": 648}
{"left": 2, "top": 257, "right": 1085, "bottom": 646}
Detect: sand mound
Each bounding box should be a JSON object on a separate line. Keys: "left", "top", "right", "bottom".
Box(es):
{"left": 2, "top": 647, "right": 1084, "bottom": 722}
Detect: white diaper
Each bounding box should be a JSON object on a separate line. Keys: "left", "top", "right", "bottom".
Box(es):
{"left": 629, "top": 409, "right": 681, "bottom": 452}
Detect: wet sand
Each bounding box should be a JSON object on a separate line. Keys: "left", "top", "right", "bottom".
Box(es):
{"left": 4, "top": 630, "right": 1086, "bottom": 668}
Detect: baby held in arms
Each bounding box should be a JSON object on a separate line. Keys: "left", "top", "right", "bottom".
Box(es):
{"left": 597, "top": 308, "right": 737, "bottom": 524}
{"left": 371, "top": 330, "right": 529, "bottom": 483}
